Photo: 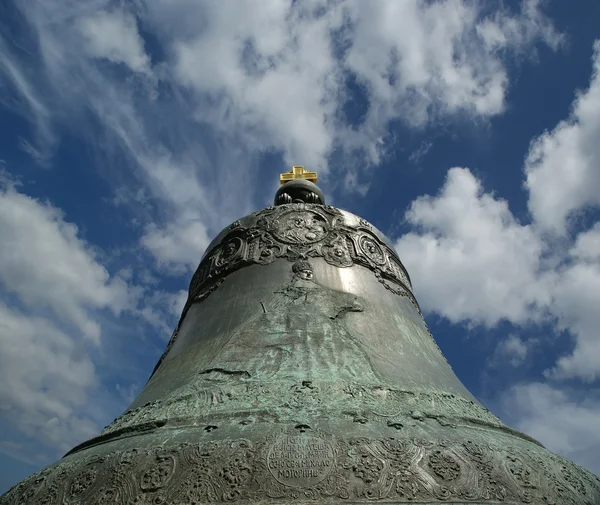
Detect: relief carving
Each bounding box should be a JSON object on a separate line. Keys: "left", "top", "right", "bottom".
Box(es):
{"left": 2, "top": 431, "right": 600, "bottom": 505}
{"left": 68, "top": 468, "right": 97, "bottom": 498}
{"left": 427, "top": 449, "right": 461, "bottom": 481}
{"left": 139, "top": 452, "right": 175, "bottom": 492}
{"left": 100, "top": 380, "right": 504, "bottom": 441}
{"left": 150, "top": 205, "right": 420, "bottom": 376}
{"left": 186, "top": 204, "right": 414, "bottom": 310}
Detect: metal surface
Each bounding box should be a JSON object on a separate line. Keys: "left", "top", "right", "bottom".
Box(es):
{"left": 2, "top": 202, "right": 599, "bottom": 505}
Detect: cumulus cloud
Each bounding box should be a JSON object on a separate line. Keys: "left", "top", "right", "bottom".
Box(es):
{"left": 547, "top": 229, "right": 600, "bottom": 381}
{"left": 343, "top": 0, "right": 560, "bottom": 129}
{"left": 0, "top": 181, "right": 134, "bottom": 343}
{"left": 395, "top": 164, "right": 600, "bottom": 382}
{"left": 395, "top": 42, "right": 600, "bottom": 384}
{"left": 552, "top": 226, "right": 600, "bottom": 381}
{"left": 0, "top": 303, "right": 99, "bottom": 454}
{"left": 0, "top": 176, "right": 188, "bottom": 458}
{"left": 525, "top": 41, "right": 600, "bottom": 234}
{"left": 571, "top": 222, "right": 600, "bottom": 262}
{"left": 172, "top": 2, "right": 339, "bottom": 172}
{"left": 0, "top": 177, "right": 152, "bottom": 456}
{"left": 393, "top": 153, "right": 600, "bottom": 476}
{"left": 167, "top": 0, "right": 562, "bottom": 171}
{"left": 395, "top": 167, "right": 553, "bottom": 327}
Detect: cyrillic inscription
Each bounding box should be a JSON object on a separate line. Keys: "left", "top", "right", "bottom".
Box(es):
{"left": 267, "top": 434, "right": 334, "bottom": 487}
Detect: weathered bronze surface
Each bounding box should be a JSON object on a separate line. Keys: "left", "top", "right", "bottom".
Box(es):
{"left": 2, "top": 197, "right": 599, "bottom": 504}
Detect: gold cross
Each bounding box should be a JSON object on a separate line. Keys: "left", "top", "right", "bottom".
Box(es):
{"left": 280, "top": 165, "right": 318, "bottom": 185}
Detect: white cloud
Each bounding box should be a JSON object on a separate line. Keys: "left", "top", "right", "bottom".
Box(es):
{"left": 571, "top": 222, "right": 600, "bottom": 262}
{"left": 77, "top": 9, "right": 151, "bottom": 74}
{"left": 409, "top": 141, "right": 433, "bottom": 164}
{"left": 498, "top": 382, "right": 600, "bottom": 476}
{"left": 168, "top": 0, "right": 561, "bottom": 171}
{"left": 141, "top": 219, "right": 211, "bottom": 274}
{"left": 477, "top": 0, "right": 563, "bottom": 53}
{"left": 338, "top": 0, "right": 561, "bottom": 160}
{"left": 0, "top": 179, "right": 186, "bottom": 457}
{"left": 547, "top": 240, "right": 600, "bottom": 382}
{"left": 134, "top": 289, "right": 188, "bottom": 338}
{"left": 491, "top": 334, "right": 533, "bottom": 367}
{"left": 0, "top": 182, "right": 134, "bottom": 343}
{"left": 168, "top": 289, "right": 188, "bottom": 319}
{"left": 0, "top": 302, "right": 99, "bottom": 454}
{"left": 550, "top": 224, "right": 600, "bottom": 381}
{"left": 525, "top": 40, "right": 600, "bottom": 234}
{"left": 345, "top": 0, "right": 500, "bottom": 124}
{"left": 395, "top": 167, "right": 553, "bottom": 327}
{"left": 171, "top": 0, "right": 340, "bottom": 172}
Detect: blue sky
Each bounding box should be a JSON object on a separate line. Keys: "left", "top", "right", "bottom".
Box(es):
{"left": 1, "top": 0, "right": 600, "bottom": 494}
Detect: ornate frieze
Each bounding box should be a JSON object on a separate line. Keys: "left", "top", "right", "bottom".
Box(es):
{"left": 3, "top": 429, "right": 599, "bottom": 505}
{"left": 187, "top": 204, "right": 414, "bottom": 310}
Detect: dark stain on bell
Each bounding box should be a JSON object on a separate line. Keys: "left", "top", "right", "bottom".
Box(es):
{"left": 199, "top": 368, "right": 252, "bottom": 379}
{"left": 2, "top": 171, "right": 599, "bottom": 504}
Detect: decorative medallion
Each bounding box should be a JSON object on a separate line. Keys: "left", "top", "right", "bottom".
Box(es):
{"left": 271, "top": 210, "right": 329, "bottom": 244}
{"left": 359, "top": 234, "right": 386, "bottom": 265}
{"left": 214, "top": 237, "right": 243, "bottom": 268}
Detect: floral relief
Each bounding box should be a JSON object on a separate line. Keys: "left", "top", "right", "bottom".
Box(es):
{"left": 428, "top": 449, "right": 461, "bottom": 481}
{"left": 2, "top": 429, "right": 600, "bottom": 504}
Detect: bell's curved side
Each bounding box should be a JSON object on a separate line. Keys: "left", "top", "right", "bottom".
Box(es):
{"left": 2, "top": 175, "right": 599, "bottom": 505}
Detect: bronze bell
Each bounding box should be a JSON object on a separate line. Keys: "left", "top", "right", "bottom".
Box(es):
{"left": 2, "top": 177, "right": 599, "bottom": 504}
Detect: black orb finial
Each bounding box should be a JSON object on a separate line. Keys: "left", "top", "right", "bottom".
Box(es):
{"left": 274, "top": 179, "right": 325, "bottom": 205}
{"left": 275, "top": 163, "right": 325, "bottom": 206}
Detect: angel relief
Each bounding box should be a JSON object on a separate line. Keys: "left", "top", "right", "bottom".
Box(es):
{"left": 205, "top": 260, "right": 381, "bottom": 383}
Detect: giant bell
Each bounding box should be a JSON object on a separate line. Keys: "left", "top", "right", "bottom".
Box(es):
{"left": 2, "top": 175, "right": 599, "bottom": 505}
